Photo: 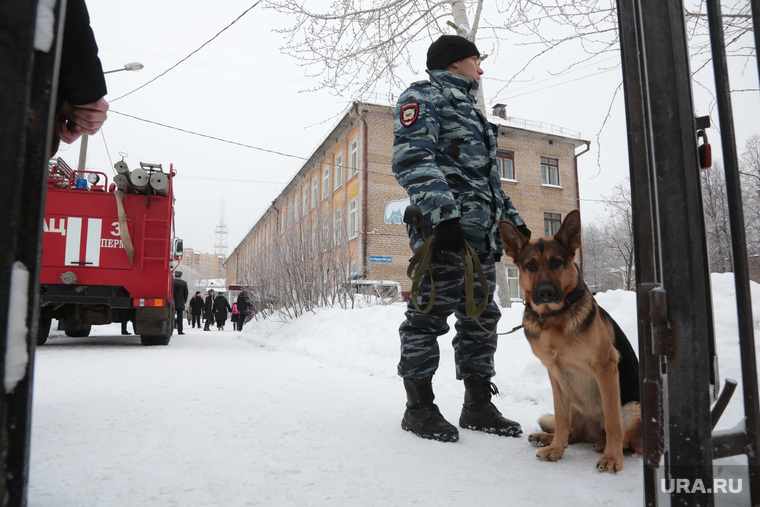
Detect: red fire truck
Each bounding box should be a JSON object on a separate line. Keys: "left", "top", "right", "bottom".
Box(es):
{"left": 38, "top": 159, "right": 183, "bottom": 346}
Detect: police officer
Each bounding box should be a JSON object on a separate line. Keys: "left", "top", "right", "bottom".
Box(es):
{"left": 392, "top": 35, "right": 531, "bottom": 443}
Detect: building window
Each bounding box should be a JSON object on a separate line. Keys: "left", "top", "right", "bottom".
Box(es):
{"left": 302, "top": 187, "right": 309, "bottom": 216}
{"left": 348, "top": 138, "right": 359, "bottom": 178}
{"left": 348, "top": 198, "right": 358, "bottom": 239}
{"left": 321, "top": 217, "right": 329, "bottom": 251}
{"left": 311, "top": 177, "right": 318, "bottom": 209}
{"left": 334, "top": 153, "right": 343, "bottom": 190}
{"left": 507, "top": 267, "right": 520, "bottom": 300}
{"left": 322, "top": 166, "right": 330, "bottom": 200}
{"left": 334, "top": 208, "right": 343, "bottom": 245}
{"left": 541, "top": 157, "right": 560, "bottom": 186}
{"left": 544, "top": 212, "right": 562, "bottom": 237}
{"left": 497, "top": 151, "right": 515, "bottom": 180}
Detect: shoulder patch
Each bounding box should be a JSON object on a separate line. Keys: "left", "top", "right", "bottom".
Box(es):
{"left": 400, "top": 102, "right": 419, "bottom": 127}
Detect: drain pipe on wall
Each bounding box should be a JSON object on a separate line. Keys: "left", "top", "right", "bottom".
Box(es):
{"left": 575, "top": 141, "right": 591, "bottom": 275}
{"left": 355, "top": 102, "right": 370, "bottom": 279}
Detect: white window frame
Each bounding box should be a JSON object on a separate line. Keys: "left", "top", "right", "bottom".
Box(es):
{"left": 348, "top": 198, "right": 359, "bottom": 239}
{"left": 334, "top": 153, "right": 343, "bottom": 190}
{"left": 541, "top": 156, "right": 560, "bottom": 187}
{"left": 311, "top": 177, "right": 318, "bottom": 209}
{"left": 497, "top": 151, "right": 516, "bottom": 180}
{"left": 334, "top": 207, "right": 343, "bottom": 245}
{"left": 348, "top": 138, "right": 359, "bottom": 178}
{"left": 322, "top": 166, "right": 330, "bottom": 200}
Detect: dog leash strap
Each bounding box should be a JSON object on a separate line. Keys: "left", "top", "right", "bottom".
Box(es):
{"left": 408, "top": 235, "right": 436, "bottom": 314}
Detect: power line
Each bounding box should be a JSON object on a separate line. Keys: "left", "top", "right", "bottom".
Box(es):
{"left": 110, "top": 109, "right": 307, "bottom": 161}
{"left": 109, "top": 110, "right": 623, "bottom": 204}
{"left": 110, "top": 1, "right": 262, "bottom": 103}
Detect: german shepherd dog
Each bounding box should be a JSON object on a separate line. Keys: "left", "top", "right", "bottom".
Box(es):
{"left": 498, "top": 210, "right": 642, "bottom": 473}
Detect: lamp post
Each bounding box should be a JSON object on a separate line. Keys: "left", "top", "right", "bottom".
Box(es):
{"left": 77, "top": 62, "right": 143, "bottom": 171}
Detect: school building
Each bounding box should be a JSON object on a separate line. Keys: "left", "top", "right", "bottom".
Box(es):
{"left": 225, "top": 101, "right": 589, "bottom": 298}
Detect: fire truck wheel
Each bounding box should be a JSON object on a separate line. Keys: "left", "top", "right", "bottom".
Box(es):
{"left": 65, "top": 325, "right": 91, "bottom": 338}
{"left": 37, "top": 316, "right": 52, "bottom": 345}
{"left": 140, "top": 312, "right": 173, "bottom": 346}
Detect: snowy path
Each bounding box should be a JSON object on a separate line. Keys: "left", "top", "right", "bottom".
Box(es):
{"left": 28, "top": 315, "right": 646, "bottom": 506}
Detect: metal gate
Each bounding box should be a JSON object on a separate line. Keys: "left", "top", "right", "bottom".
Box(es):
{"left": 0, "top": 0, "right": 63, "bottom": 505}
{"left": 615, "top": 0, "right": 760, "bottom": 504}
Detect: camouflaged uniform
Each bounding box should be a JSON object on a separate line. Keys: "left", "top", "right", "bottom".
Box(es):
{"left": 392, "top": 69, "right": 527, "bottom": 380}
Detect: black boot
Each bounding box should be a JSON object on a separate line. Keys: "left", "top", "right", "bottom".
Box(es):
{"left": 401, "top": 377, "right": 459, "bottom": 443}
{"left": 459, "top": 377, "right": 522, "bottom": 437}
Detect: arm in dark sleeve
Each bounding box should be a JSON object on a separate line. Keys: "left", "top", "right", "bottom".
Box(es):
{"left": 58, "top": 0, "right": 107, "bottom": 105}
{"left": 391, "top": 89, "right": 459, "bottom": 227}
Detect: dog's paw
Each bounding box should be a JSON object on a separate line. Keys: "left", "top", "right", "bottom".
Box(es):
{"left": 536, "top": 446, "right": 565, "bottom": 462}
{"left": 593, "top": 439, "right": 606, "bottom": 453}
{"left": 528, "top": 432, "right": 553, "bottom": 447}
{"left": 596, "top": 453, "right": 623, "bottom": 473}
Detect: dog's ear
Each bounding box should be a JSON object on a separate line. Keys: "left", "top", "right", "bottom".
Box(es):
{"left": 498, "top": 220, "right": 529, "bottom": 263}
{"left": 554, "top": 210, "right": 582, "bottom": 255}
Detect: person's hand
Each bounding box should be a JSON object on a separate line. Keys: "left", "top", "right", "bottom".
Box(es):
{"left": 432, "top": 219, "right": 465, "bottom": 253}
{"left": 517, "top": 224, "right": 532, "bottom": 239}
{"left": 56, "top": 96, "right": 109, "bottom": 144}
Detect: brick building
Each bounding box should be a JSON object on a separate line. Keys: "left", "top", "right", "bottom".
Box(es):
{"left": 225, "top": 101, "right": 588, "bottom": 298}
{"left": 180, "top": 248, "right": 226, "bottom": 280}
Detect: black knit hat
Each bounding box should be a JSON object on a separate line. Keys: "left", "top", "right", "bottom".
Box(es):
{"left": 426, "top": 35, "right": 480, "bottom": 71}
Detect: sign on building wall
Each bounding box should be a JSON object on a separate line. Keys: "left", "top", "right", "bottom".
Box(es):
{"left": 369, "top": 255, "right": 392, "bottom": 263}
{"left": 384, "top": 198, "right": 410, "bottom": 225}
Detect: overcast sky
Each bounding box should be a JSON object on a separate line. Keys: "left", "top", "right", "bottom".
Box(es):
{"left": 60, "top": 1, "right": 760, "bottom": 255}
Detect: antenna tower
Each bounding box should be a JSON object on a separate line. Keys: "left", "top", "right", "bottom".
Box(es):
{"left": 214, "top": 199, "right": 228, "bottom": 256}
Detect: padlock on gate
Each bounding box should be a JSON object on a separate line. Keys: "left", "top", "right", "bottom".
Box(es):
{"left": 697, "top": 129, "right": 712, "bottom": 170}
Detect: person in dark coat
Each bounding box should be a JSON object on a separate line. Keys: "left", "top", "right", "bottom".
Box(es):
{"left": 203, "top": 290, "right": 215, "bottom": 331}
{"left": 173, "top": 271, "right": 188, "bottom": 335}
{"left": 213, "top": 292, "right": 232, "bottom": 330}
{"left": 236, "top": 290, "right": 252, "bottom": 331}
{"left": 52, "top": 0, "right": 109, "bottom": 150}
{"left": 189, "top": 291, "right": 204, "bottom": 328}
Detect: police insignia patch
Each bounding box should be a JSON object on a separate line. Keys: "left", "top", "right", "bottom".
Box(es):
{"left": 400, "top": 102, "right": 419, "bottom": 127}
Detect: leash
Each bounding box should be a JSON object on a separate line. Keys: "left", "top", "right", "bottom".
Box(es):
{"left": 407, "top": 236, "right": 524, "bottom": 336}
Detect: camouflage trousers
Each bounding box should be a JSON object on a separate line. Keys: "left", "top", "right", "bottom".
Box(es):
{"left": 398, "top": 248, "right": 500, "bottom": 380}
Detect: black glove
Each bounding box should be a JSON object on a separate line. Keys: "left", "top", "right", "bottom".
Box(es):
{"left": 517, "top": 224, "right": 532, "bottom": 239}
{"left": 432, "top": 219, "right": 465, "bottom": 253}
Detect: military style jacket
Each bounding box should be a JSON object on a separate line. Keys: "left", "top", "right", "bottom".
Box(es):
{"left": 391, "top": 70, "right": 526, "bottom": 255}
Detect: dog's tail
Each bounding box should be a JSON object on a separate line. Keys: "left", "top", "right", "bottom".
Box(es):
{"left": 538, "top": 413, "right": 555, "bottom": 433}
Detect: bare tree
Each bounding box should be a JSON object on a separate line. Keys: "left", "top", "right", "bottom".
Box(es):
{"left": 581, "top": 221, "right": 623, "bottom": 292}
{"left": 597, "top": 179, "right": 635, "bottom": 290}
{"left": 266, "top": 0, "right": 484, "bottom": 103}
{"left": 701, "top": 161, "right": 733, "bottom": 273}
{"left": 741, "top": 135, "right": 760, "bottom": 278}
{"left": 266, "top": 0, "right": 755, "bottom": 103}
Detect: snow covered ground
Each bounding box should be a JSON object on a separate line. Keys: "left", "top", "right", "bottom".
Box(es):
{"left": 28, "top": 273, "right": 759, "bottom": 506}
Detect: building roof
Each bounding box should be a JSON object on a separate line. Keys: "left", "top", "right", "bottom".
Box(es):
{"left": 488, "top": 114, "right": 589, "bottom": 149}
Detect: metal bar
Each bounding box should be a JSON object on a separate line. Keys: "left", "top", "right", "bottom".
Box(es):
{"left": 1, "top": 0, "right": 65, "bottom": 504}
{"left": 705, "top": 0, "right": 760, "bottom": 503}
{"left": 614, "top": 0, "right": 663, "bottom": 502}
{"left": 752, "top": 0, "right": 760, "bottom": 82}
{"left": 639, "top": 1, "right": 715, "bottom": 501}
{"left": 710, "top": 378, "right": 738, "bottom": 429}
{"left": 0, "top": 2, "right": 39, "bottom": 504}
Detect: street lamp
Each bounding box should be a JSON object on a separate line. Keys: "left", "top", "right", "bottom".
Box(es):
{"left": 77, "top": 62, "right": 144, "bottom": 171}
{"left": 103, "top": 62, "right": 144, "bottom": 74}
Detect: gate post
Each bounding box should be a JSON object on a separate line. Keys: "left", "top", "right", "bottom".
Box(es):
{"left": 615, "top": 0, "right": 716, "bottom": 505}
{"left": 0, "top": 1, "right": 63, "bottom": 504}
